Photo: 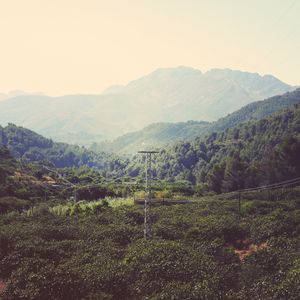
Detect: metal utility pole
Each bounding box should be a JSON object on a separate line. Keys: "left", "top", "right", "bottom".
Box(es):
{"left": 138, "top": 150, "right": 159, "bottom": 240}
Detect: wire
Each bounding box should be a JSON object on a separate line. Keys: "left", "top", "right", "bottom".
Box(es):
{"left": 240, "top": 176, "right": 300, "bottom": 193}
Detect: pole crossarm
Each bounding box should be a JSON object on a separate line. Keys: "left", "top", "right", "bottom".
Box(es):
{"left": 138, "top": 151, "right": 159, "bottom": 154}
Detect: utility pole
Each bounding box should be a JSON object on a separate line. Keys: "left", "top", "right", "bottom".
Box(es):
{"left": 138, "top": 150, "right": 159, "bottom": 240}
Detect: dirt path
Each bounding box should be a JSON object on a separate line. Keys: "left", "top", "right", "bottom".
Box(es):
{"left": 229, "top": 239, "right": 267, "bottom": 261}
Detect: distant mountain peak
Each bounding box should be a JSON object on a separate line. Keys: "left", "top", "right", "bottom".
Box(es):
{"left": 0, "top": 90, "right": 45, "bottom": 102}
{"left": 151, "top": 65, "right": 202, "bottom": 76}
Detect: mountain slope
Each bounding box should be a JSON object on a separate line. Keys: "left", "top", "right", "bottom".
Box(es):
{"left": 0, "top": 67, "right": 295, "bottom": 144}
{"left": 95, "top": 88, "right": 300, "bottom": 154}
{"left": 0, "top": 146, "right": 58, "bottom": 200}
{"left": 124, "top": 103, "right": 300, "bottom": 191}
{"left": 92, "top": 121, "right": 210, "bottom": 154}
{"left": 120, "top": 67, "right": 294, "bottom": 122}
{"left": 0, "top": 124, "right": 126, "bottom": 173}
{"left": 211, "top": 88, "right": 300, "bottom": 132}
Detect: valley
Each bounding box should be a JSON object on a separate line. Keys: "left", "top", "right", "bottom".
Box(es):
{"left": 1, "top": 73, "right": 300, "bottom": 300}
{"left": 1, "top": 1, "right": 300, "bottom": 298}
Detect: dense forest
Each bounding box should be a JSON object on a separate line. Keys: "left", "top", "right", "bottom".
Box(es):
{"left": 2, "top": 102, "right": 300, "bottom": 196}
{"left": 0, "top": 124, "right": 127, "bottom": 174}
{"left": 125, "top": 104, "right": 300, "bottom": 193}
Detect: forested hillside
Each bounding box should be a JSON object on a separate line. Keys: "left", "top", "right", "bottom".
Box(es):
{"left": 95, "top": 88, "right": 300, "bottom": 154}
{"left": 92, "top": 121, "right": 210, "bottom": 154}
{"left": 2, "top": 95, "right": 300, "bottom": 196}
{"left": 0, "top": 147, "right": 17, "bottom": 187}
{"left": 125, "top": 104, "right": 300, "bottom": 192}
{"left": 0, "top": 145, "right": 130, "bottom": 206}
{"left": 0, "top": 124, "right": 126, "bottom": 174}
{"left": 0, "top": 146, "right": 54, "bottom": 202}
{"left": 211, "top": 88, "right": 300, "bottom": 132}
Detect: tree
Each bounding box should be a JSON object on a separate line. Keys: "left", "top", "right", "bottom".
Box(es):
{"left": 207, "top": 163, "right": 225, "bottom": 193}
{"left": 222, "top": 152, "right": 246, "bottom": 192}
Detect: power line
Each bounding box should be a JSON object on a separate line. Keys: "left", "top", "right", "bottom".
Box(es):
{"left": 42, "top": 165, "right": 78, "bottom": 203}
{"left": 240, "top": 176, "right": 300, "bottom": 193}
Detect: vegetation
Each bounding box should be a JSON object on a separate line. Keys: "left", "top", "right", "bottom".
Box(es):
{"left": 1, "top": 90, "right": 300, "bottom": 197}
{"left": 0, "top": 123, "right": 127, "bottom": 172}
{"left": 1, "top": 90, "right": 300, "bottom": 299}
{"left": 91, "top": 120, "right": 210, "bottom": 154}
{"left": 92, "top": 88, "right": 300, "bottom": 155}
{"left": 0, "top": 195, "right": 299, "bottom": 299}
{"left": 211, "top": 88, "right": 300, "bottom": 132}
{"left": 0, "top": 68, "right": 294, "bottom": 145}
{"left": 125, "top": 104, "right": 300, "bottom": 193}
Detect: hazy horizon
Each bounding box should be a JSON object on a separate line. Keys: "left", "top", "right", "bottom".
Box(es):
{"left": 1, "top": 66, "right": 297, "bottom": 98}
{"left": 0, "top": 0, "right": 299, "bottom": 96}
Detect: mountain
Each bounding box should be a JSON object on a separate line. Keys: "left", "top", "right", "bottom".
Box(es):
{"left": 0, "top": 67, "right": 295, "bottom": 144}
{"left": 115, "top": 67, "right": 294, "bottom": 122}
{"left": 94, "top": 88, "right": 300, "bottom": 154}
{"left": 0, "top": 90, "right": 44, "bottom": 102}
{"left": 0, "top": 90, "right": 27, "bottom": 102}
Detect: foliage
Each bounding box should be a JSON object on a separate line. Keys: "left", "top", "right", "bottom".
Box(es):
{"left": 0, "top": 195, "right": 299, "bottom": 299}
{"left": 0, "top": 124, "right": 127, "bottom": 173}
{"left": 125, "top": 103, "right": 300, "bottom": 193}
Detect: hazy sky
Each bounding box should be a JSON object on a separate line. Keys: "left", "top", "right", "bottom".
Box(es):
{"left": 0, "top": 0, "right": 299, "bottom": 96}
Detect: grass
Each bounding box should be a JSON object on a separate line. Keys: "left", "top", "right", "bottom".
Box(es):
{"left": 46, "top": 197, "right": 134, "bottom": 216}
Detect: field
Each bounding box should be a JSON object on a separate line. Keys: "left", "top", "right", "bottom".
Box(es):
{"left": 0, "top": 194, "right": 299, "bottom": 299}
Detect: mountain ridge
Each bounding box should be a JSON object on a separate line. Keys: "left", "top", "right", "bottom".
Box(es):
{"left": 0, "top": 67, "right": 296, "bottom": 144}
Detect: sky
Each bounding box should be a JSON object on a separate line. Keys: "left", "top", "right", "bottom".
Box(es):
{"left": 0, "top": 0, "right": 299, "bottom": 96}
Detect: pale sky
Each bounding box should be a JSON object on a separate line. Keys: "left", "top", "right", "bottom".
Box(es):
{"left": 0, "top": 0, "right": 299, "bottom": 96}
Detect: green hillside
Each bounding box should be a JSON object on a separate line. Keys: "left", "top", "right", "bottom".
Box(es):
{"left": 92, "top": 121, "right": 210, "bottom": 154}
{"left": 95, "top": 88, "right": 300, "bottom": 154}
{"left": 0, "top": 146, "right": 55, "bottom": 204}
{"left": 0, "top": 124, "right": 126, "bottom": 174}
{"left": 211, "top": 88, "right": 300, "bottom": 131}
{"left": 2, "top": 101, "right": 300, "bottom": 196}
{"left": 125, "top": 103, "right": 300, "bottom": 192}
